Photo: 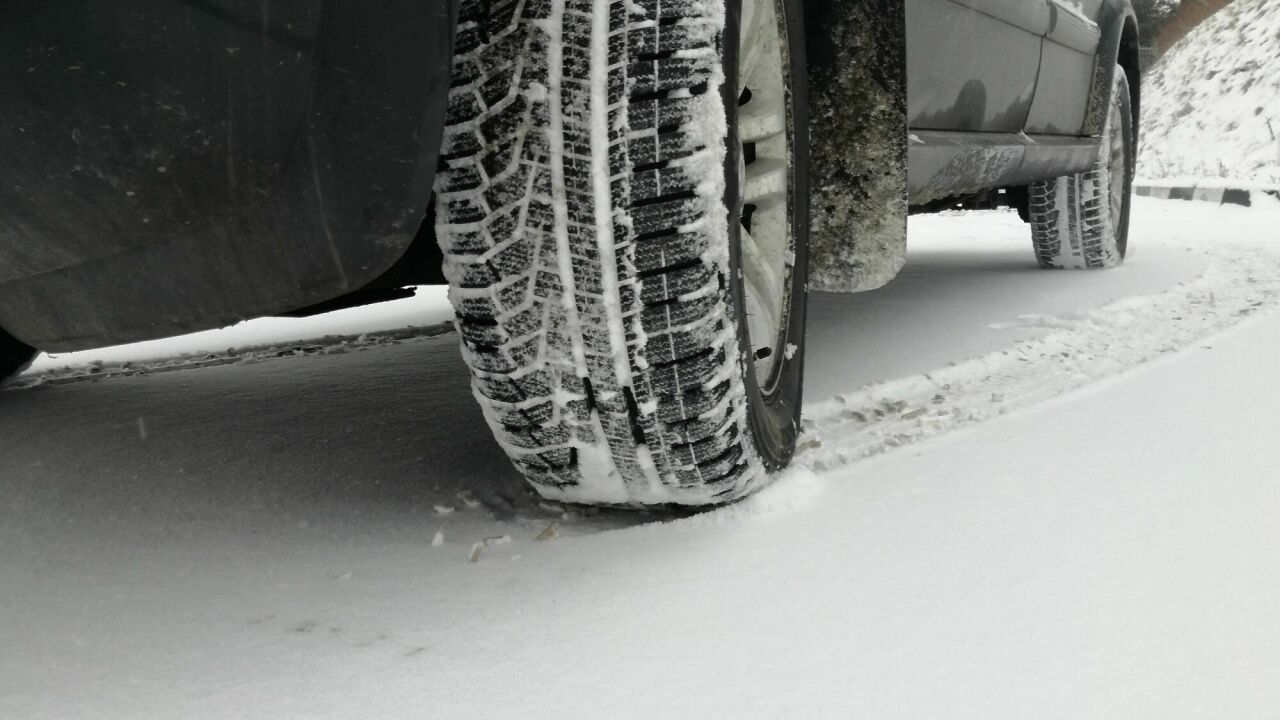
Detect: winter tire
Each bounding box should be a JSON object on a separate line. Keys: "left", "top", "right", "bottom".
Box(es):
{"left": 1029, "top": 66, "right": 1134, "bottom": 269}
{"left": 435, "top": 0, "right": 808, "bottom": 506}
{"left": 0, "top": 328, "right": 36, "bottom": 388}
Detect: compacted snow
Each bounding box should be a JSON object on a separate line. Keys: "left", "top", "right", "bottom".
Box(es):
{"left": 3, "top": 198, "right": 1280, "bottom": 718}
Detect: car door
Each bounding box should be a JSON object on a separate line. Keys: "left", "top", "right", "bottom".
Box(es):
{"left": 906, "top": 0, "right": 1051, "bottom": 133}
{"left": 1024, "top": 0, "right": 1104, "bottom": 135}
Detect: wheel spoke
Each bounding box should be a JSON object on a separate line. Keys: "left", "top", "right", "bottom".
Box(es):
{"left": 739, "top": 102, "right": 786, "bottom": 144}
{"left": 744, "top": 157, "right": 787, "bottom": 208}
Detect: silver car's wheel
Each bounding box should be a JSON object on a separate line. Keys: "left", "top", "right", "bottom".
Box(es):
{"left": 1028, "top": 66, "right": 1134, "bottom": 269}
{"left": 434, "top": 0, "right": 808, "bottom": 506}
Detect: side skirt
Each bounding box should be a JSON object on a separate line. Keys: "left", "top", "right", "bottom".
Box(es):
{"left": 908, "top": 131, "right": 1103, "bottom": 207}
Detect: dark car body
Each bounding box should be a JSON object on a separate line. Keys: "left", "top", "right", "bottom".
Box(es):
{"left": 0, "top": 1, "right": 455, "bottom": 351}
{"left": 0, "top": 0, "right": 1137, "bottom": 353}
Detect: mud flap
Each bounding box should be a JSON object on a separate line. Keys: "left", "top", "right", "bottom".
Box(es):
{"left": 804, "top": 0, "right": 908, "bottom": 294}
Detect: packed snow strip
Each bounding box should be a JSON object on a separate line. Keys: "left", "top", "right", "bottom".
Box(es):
{"left": 24, "top": 284, "right": 456, "bottom": 373}
{"left": 796, "top": 199, "right": 1280, "bottom": 475}
{"left": 10, "top": 323, "right": 454, "bottom": 389}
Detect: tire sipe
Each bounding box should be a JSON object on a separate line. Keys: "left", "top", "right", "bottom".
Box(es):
{"left": 434, "top": 0, "right": 809, "bottom": 506}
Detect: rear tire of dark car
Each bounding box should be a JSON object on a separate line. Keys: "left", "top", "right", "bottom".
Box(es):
{"left": 434, "top": 0, "right": 808, "bottom": 506}
{"left": 1029, "top": 66, "right": 1134, "bottom": 269}
{"left": 0, "top": 328, "right": 36, "bottom": 388}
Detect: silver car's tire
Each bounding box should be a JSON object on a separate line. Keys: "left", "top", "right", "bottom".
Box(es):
{"left": 1029, "top": 66, "right": 1134, "bottom": 269}
{"left": 434, "top": 0, "right": 808, "bottom": 506}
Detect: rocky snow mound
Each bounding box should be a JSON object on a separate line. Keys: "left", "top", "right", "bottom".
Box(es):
{"left": 1138, "top": 0, "right": 1280, "bottom": 185}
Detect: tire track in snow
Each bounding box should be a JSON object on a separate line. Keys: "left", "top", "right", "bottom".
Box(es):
{"left": 796, "top": 234, "right": 1280, "bottom": 474}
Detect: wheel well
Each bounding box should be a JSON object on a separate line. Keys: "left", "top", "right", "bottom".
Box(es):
{"left": 1119, "top": 16, "right": 1142, "bottom": 130}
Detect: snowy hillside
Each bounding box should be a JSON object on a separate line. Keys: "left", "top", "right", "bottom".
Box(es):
{"left": 1138, "top": 0, "right": 1280, "bottom": 184}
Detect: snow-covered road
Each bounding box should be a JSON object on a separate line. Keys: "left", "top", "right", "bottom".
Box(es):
{"left": 3, "top": 198, "right": 1279, "bottom": 718}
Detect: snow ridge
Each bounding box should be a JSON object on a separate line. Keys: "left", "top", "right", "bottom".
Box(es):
{"left": 798, "top": 200, "right": 1280, "bottom": 474}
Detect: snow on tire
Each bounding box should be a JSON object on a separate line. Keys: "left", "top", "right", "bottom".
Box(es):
{"left": 434, "top": 0, "right": 807, "bottom": 506}
{"left": 1030, "top": 66, "right": 1135, "bottom": 270}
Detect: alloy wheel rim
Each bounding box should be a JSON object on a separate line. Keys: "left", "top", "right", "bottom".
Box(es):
{"left": 736, "top": 0, "right": 793, "bottom": 390}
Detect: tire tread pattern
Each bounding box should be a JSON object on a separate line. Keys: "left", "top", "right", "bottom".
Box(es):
{"left": 1029, "top": 69, "right": 1132, "bottom": 270}
{"left": 434, "top": 0, "right": 764, "bottom": 505}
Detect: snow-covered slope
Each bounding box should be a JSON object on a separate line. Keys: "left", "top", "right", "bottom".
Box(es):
{"left": 1138, "top": 0, "right": 1280, "bottom": 184}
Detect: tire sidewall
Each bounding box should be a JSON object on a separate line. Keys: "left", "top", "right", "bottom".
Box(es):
{"left": 723, "top": 0, "right": 809, "bottom": 470}
{"left": 1112, "top": 69, "right": 1135, "bottom": 260}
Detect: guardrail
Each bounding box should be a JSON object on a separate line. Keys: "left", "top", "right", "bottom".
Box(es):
{"left": 1136, "top": 184, "right": 1280, "bottom": 208}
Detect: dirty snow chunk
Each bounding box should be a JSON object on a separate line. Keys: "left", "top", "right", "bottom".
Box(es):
{"left": 535, "top": 523, "right": 560, "bottom": 542}
{"left": 431, "top": 531, "right": 445, "bottom": 547}
{"left": 784, "top": 343, "right": 798, "bottom": 360}
{"left": 433, "top": 505, "right": 455, "bottom": 516}
{"left": 483, "top": 535, "right": 512, "bottom": 547}
{"left": 467, "top": 543, "right": 484, "bottom": 563}
{"left": 807, "top": 2, "right": 908, "bottom": 293}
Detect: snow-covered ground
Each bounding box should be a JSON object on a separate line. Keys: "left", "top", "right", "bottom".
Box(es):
{"left": 4, "top": 197, "right": 1280, "bottom": 718}
{"left": 1138, "top": 0, "right": 1280, "bottom": 184}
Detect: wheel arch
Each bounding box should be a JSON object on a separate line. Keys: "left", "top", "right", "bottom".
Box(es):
{"left": 1084, "top": 1, "right": 1141, "bottom": 138}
